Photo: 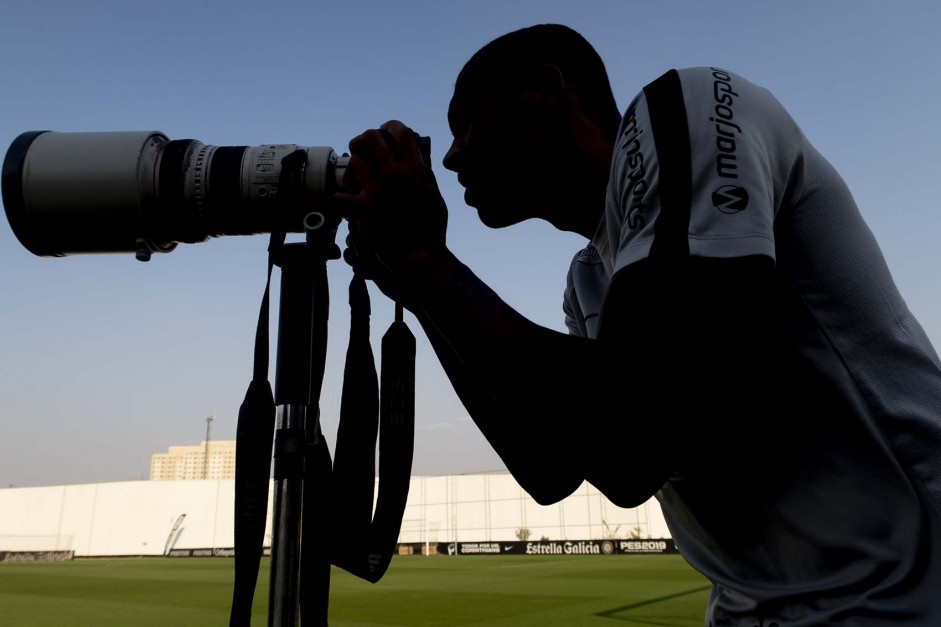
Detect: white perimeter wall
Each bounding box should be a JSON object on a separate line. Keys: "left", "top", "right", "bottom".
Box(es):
{"left": 0, "top": 475, "right": 670, "bottom": 557}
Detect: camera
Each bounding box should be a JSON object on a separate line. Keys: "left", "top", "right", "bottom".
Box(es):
{"left": 2, "top": 130, "right": 400, "bottom": 261}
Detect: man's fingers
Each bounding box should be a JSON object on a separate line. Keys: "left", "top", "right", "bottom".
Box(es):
{"left": 347, "top": 128, "right": 401, "bottom": 184}
{"left": 380, "top": 121, "right": 425, "bottom": 168}
{"left": 344, "top": 122, "right": 427, "bottom": 189}
{"left": 378, "top": 128, "right": 402, "bottom": 161}
{"left": 335, "top": 122, "right": 426, "bottom": 220}
{"left": 348, "top": 128, "right": 391, "bottom": 160}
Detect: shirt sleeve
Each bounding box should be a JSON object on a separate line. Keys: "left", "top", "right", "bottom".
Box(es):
{"left": 601, "top": 67, "right": 805, "bottom": 275}
{"left": 563, "top": 245, "right": 609, "bottom": 339}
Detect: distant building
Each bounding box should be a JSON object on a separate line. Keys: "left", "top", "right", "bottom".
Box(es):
{"left": 150, "top": 440, "right": 237, "bottom": 480}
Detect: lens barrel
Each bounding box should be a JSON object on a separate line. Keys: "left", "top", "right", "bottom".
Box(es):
{"left": 2, "top": 131, "right": 348, "bottom": 258}
{"left": 3, "top": 131, "right": 170, "bottom": 256}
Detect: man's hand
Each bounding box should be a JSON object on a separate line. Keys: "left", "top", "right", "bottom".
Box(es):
{"left": 332, "top": 120, "right": 448, "bottom": 300}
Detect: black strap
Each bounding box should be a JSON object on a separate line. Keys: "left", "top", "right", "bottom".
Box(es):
{"left": 368, "top": 301, "right": 416, "bottom": 578}
{"left": 299, "top": 255, "right": 332, "bottom": 627}
{"left": 329, "top": 274, "right": 380, "bottom": 566}
{"left": 329, "top": 275, "right": 415, "bottom": 583}
{"left": 644, "top": 69, "right": 693, "bottom": 260}
{"left": 229, "top": 230, "right": 284, "bottom": 627}
{"left": 300, "top": 422, "right": 333, "bottom": 627}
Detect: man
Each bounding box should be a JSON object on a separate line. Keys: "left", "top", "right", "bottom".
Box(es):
{"left": 334, "top": 23, "right": 941, "bottom": 626}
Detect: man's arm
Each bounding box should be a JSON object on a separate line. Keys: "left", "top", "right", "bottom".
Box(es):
{"left": 397, "top": 248, "right": 680, "bottom": 507}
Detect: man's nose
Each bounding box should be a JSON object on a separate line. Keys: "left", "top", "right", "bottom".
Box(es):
{"left": 442, "top": 136, "right": 464, "bottom": 173}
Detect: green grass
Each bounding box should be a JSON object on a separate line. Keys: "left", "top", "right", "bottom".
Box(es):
{"left": 0, "top": 555, "right": 711, "bottom": 626}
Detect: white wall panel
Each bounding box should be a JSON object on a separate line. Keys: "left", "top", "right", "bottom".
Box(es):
{"left": 0, "top": 473, "right": 670, "bottom": 557}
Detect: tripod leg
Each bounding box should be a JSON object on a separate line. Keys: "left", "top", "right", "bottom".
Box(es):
{"left": 269, "top": 406, "right": 307, "bottom": 627}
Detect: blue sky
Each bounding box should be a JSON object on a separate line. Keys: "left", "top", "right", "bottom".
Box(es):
{"left": 1, "top": 0, "right": 939, "bottom": 487}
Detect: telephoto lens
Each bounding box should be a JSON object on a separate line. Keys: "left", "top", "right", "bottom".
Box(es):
{"left": 2, "top": 130, "right": 351, "bottom": 260}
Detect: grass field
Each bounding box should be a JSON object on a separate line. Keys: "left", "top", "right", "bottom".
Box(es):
{"left": 0, "top": 555, "right": 711, "bottom": 626}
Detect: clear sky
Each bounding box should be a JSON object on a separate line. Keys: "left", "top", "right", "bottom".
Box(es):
{"left": 1, "top": 0, "right": 939, "bottom": 488}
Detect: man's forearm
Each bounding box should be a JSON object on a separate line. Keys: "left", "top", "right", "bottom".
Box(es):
{"left": 404, "top": 249, "right": 590, "bottom": 413}
{"left": 400, "top": 249, "right": 593, "bottom": 502}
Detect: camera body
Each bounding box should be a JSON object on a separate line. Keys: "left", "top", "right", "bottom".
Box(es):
{"left": 2, "top": 130, "right": 360, "bottom": 260}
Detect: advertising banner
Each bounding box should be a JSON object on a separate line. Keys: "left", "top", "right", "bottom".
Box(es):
{"left": 164, "top": 539, "right": 677, "bottom": 558}
{"left": 437, "top": 539, "right": 677, "bottom": 556}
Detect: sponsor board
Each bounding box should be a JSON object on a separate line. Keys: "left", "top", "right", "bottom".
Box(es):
{"left": 167, "top": 549, "right": 193, "bottom": 557}
{"left": 163, "top": 540, "right": 677, "bottom": 558}
{"left": 166, "top": 547, "right": 239, "bottom": 557}
{"left": 617, "top": 540, "right": 674, "bottom": 554}
{"left": 438, "top": 539, "right": 676, "bottom": 556}
{"left": 0, "top": 550, "right": 74, "bottom": 562}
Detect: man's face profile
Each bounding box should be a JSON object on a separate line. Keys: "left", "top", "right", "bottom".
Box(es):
{"left": 444, "top": 77, "right": 561, "bottom": 229}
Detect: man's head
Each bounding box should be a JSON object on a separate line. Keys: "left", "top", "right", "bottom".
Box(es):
{"left": 443, "top": 24, "right": 620, "bottom": 234}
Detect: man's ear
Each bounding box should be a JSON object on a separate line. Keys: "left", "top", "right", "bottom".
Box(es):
{"left": 521, "top": 64, "right": 568, "bottom": 107}
{"left": 535, "top": 64, "right": 567, "bottom": 104}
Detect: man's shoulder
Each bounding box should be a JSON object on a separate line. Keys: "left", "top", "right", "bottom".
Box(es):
{"left": 573, "top": 244, "right": 602, "bottom": 266}
{"left": 643, "top": 66, "right": 757, "bottom": 89}
{"left": 566, "top": 244, "right": 605, "bottom": 289}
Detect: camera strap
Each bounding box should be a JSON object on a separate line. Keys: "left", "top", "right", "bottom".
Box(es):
{"left": 325, "top": 273, "right": 415, "bottom": 583}
{"left": 229, "top": 230, "right": 283, "bottom": 627}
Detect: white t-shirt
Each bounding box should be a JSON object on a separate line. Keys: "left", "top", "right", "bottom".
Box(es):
{"left": 564, "top": 66, "right": 941, "bottom": 626}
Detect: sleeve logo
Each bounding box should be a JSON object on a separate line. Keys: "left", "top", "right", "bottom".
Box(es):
{"left": 712, "top": 184, "right": 749, "bottom": 213}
